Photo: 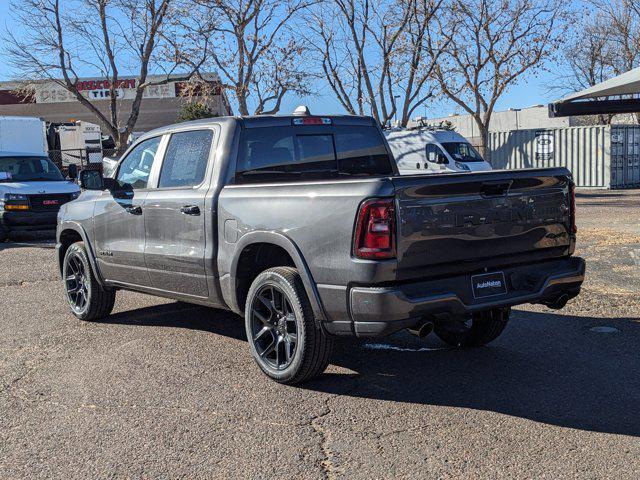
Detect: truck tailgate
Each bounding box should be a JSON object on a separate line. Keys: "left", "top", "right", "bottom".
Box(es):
{"left": 393, "top": 168, "right": 574, "bottom": 281}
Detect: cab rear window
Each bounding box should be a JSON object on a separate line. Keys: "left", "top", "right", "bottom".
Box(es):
{"left": 236, "top": 125, "right": 393, "bottom": 183}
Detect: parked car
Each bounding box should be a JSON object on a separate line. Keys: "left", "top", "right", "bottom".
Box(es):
{"left": 385, "top": 127, "right": 493, "bottom": 174}
{"left": 0, "top": 152, "right": 79, "bottom": 242}
{"left": 56, "top": 108, "right": 585, "bottom": 384}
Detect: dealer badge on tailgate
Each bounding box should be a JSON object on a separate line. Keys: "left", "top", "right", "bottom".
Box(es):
{"left": 471, "top": 272, "right": 507, "bottom": 299}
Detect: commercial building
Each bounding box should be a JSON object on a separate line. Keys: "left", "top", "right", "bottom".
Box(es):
{"left": 0, "top": 73, "right": 232, "bottom": 134}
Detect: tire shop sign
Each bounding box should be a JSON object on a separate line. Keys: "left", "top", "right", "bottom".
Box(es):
{"left": 34, "top": 77, "right": 175, "bottom": 104}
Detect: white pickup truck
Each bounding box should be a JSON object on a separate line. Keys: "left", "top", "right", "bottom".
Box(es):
{"left": 0, "top": 117, "right": 80, "bottom": 241}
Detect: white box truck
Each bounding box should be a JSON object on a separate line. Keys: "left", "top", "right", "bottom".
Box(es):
{"left": 55, "top": 121, "right": 103, "bottom": 164}
{"left": 0, "top": 116, "right": 48, "bottom": 155}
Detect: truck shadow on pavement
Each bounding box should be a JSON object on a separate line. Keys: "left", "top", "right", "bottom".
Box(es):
{"left": 100, "top": 303, "right": 640, "bottom": 437}
{"left": 317, "top": 310, "right": 640, "bottom": 438}
{"left": 0, "top": 239, "right": 56, "bottom": 250}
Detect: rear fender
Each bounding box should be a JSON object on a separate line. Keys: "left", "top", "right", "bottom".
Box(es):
{"left": 226, "top": 231, "right": 326, "bottom": 322}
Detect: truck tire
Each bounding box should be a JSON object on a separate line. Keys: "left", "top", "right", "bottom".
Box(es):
{"left": 245, "top": 267, "right": 333, "bottom": 384}
{"left": 63, "top": 241, "right": 116, "bottom": 321}
{"left": 434, "top": 308, "right": 510, "bottom": 348}
{"left": 0, "top": 230, "right": 7, "bottom": 243}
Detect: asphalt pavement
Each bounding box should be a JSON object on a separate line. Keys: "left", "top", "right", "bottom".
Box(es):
{"left": 1, "top": 190, "right": 639, "bottom": 479}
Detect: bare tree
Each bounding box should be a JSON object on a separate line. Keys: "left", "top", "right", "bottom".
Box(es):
{"left": 427, "top": 0, "right": 565, "bottom": 157}
{"left": 195, "top": 0, "right": 314, "bottom": 116}
{"left": 4, "top": 0, "right": 208, "bottom": 150}
{"left": 307, "top": 0, "right": 445, "bottom": 127}
{"left": 552, "top": 9, "right": 614, "bottom": 124}
{"left": 552, "top": 0, "right": 640, "bottom": 125}
{"left": 593, "top": 0, "right": 640, "bottom": 76}
{"left": 561, "top": 19, "right": 611, "bottom": 92}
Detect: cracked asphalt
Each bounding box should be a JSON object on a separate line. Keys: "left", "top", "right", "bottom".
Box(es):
{"left": 1, "top": 190, "right": 639, "bottom": 479}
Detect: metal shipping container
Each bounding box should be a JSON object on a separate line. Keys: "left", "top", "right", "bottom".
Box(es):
{"left": 488, "top": 125, "right": 640, "bottom": 188}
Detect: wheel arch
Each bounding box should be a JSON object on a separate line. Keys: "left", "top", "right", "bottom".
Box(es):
{"left": 57, "top": 221, "right": 105, "bottom": 285}
{"left": 226, "top": 231, "right": 326, "bottom": 322}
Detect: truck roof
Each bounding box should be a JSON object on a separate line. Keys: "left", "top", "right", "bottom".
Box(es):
{"left": 137, "top": 113, "right": 378, "bottom": 143}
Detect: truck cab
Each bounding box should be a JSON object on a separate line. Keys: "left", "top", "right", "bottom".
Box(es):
{"left": 385, "top": 127, "right": 493, "bottom": 174}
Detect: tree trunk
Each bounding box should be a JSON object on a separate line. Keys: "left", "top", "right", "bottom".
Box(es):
{"left": 237, "top": 92, "right": 250, "bottom": 116}
{"left": 474, "top": 116, "right": 490, "bottom": 163}
{"left": 116, "top": 131, "right": 129, "bottom": 154}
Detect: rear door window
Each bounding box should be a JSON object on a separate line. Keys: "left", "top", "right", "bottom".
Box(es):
{"left": 158, "top": 129, "right": 213, "bottom": 188}
{"left": 236, "top": 125, "right": 392, "bottom": 183}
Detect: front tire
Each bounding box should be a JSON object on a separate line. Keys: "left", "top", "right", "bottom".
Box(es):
{"left": 63, "top": 242, "right": 116, "bottom": 321}
{"left": 245, "top": 267, "right": 333, "bottom": 384}
{"left": 434, "top": 308, "right": 510, "bottom": 347}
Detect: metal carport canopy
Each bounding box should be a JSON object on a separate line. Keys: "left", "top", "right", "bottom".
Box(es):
{"left": 549, "top": 67, "right": 640, "bottom": 117}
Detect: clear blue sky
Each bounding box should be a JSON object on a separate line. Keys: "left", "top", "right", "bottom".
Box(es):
{"left": 0, "top": 1, "right": 561, "bottom": 118}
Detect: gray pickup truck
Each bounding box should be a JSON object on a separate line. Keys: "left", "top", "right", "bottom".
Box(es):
{"left": 56, "top": 110, "right": 585, "bottom": 384}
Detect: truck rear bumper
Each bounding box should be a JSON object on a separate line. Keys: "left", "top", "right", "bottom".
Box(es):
{"left": 343, "top": 256, "right": 585, "bottom": 337}
{"left": 0, "top": 211, "right": 58, "bottom": 232}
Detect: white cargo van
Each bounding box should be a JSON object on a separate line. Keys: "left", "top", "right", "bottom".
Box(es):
{"left": 385, "top": 127, "right": 492, "bottom": 174}
{"left": 0, "top": 116, "right": 80, "bottom": 241}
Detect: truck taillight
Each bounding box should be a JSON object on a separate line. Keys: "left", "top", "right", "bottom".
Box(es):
{"left": 569, "top": 183, "right": 577, "bottom": 234}
{"left": 354, "top": 198, "right": 396, "bottom": 260}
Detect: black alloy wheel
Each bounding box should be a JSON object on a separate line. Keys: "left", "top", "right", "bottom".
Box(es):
{"left": 244, "top": 267, "right": 333, "bottom": 384}
{"left": 62, "top": 241, "right": 116, "bottom": 321}
{"left": 65, "top": 250, "right": 90, "bottom": 314}
{"left": 249, "top": 284, "right": 299, "bottom": 370}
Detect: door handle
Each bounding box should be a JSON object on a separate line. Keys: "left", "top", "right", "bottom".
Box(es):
{"left": 125, "top": 205, "right": 143, "bottom": 215}
{"left": 180, "top": 205, "right": 200, "bottom": 215}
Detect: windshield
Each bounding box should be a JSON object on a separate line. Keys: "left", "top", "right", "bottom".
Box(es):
{"left": 0, "top": 156, "right": 66, "bottom": 182}
{"left": 441, "top": 142, "right": 484, "bottom": 162}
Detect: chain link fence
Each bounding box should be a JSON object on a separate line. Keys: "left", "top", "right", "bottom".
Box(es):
{"left": 48, "top": 149, "right": 119, "bottom": 176}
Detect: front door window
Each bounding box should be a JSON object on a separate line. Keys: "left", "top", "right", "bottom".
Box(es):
{"left": 116, "top": 137, "right": 162, "bottom": 189}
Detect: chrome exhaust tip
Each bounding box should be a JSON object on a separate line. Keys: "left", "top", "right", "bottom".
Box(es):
{"left": 408, "top": 321, "right": 434, "bottom": 339}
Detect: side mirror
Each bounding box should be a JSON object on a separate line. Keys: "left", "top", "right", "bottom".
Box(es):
{"left": 80, "top": 169, "right": 114, "bottom": 190}
{"left": 67, "top": 164, "right": 78, "bottom": 180}
{"left": 436, "top": 153, "right": 448, "bottom": 165}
